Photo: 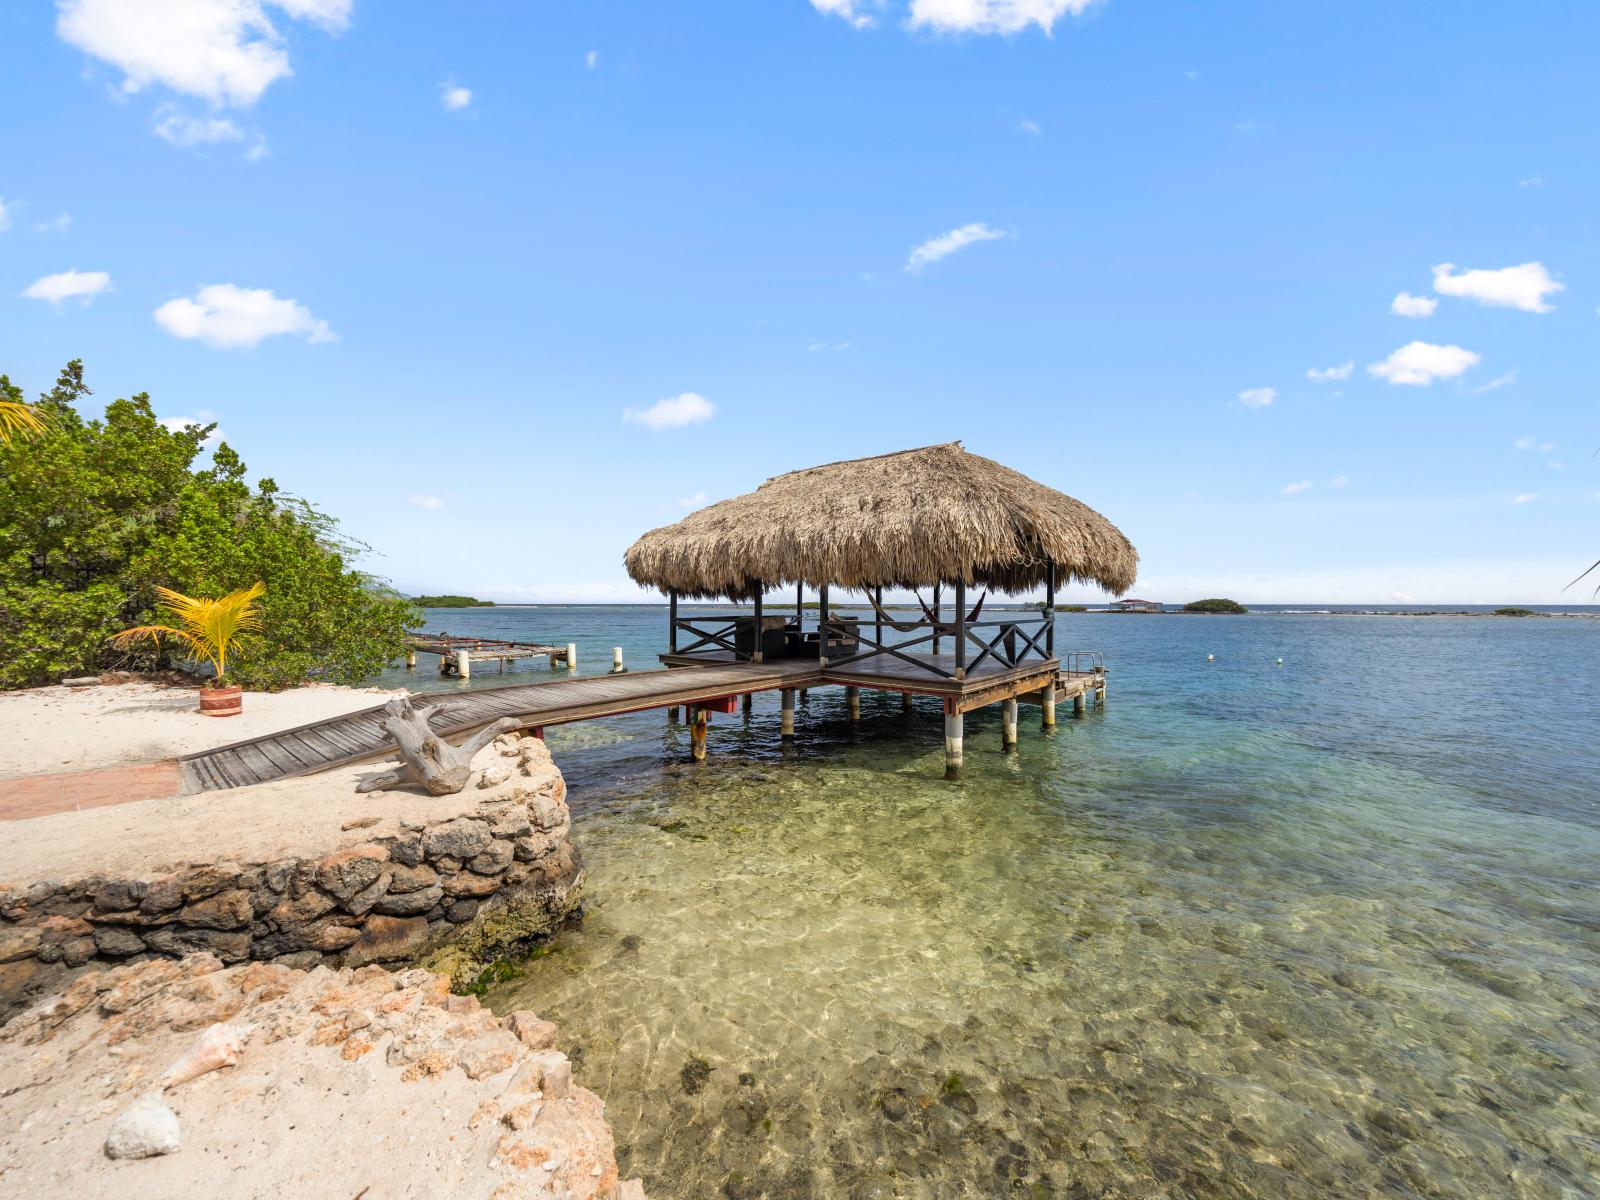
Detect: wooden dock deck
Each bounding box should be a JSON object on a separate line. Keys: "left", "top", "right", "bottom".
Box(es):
{"left": 405, "top": 634, "right": 573, "bottom": 677}
{"left": 179, "top": 654, "right": 1105, "bottom": 793}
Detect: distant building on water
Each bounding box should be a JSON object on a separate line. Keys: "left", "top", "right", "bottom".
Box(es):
{"left": 1110, "top": 598, "right": 1162, "bottom": 613}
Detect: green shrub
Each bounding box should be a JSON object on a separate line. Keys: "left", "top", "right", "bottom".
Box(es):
{"left": 1183, "top": 597, "right": 1248, "bottom": 614}
{"left": 0, "top": 361, "right": 420, "bottom": 690}
{"left": 1493, "top": 607, "right": 1536, "bottom": 617}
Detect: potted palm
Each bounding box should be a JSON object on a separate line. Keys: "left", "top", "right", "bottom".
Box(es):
{"left": 111, "top": 582, "right": 266, "bottom": 716}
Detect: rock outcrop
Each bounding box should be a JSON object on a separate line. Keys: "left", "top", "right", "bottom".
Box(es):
{"left": 0, "top": 733, "right": 583, "bottom": 1020}
{"left": 0, "top": 952, "right": 645, "bottom": 1198}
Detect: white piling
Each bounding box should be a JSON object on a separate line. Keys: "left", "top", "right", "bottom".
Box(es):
{"left": 1002, "top": 698, "right": 1018, "bottom": 751}
{"left": 566, "top": 643, "right": 577, "bottom": 671}
{"left": 406, "top": 649, "right": 417, "bottom": 670}
{"left": 612, "top": 646, "right": 625, "bottom": 673}
{"left": 456, "top": 650, "right": 471, "bottom": 680}
{"left": 1041, "top": 685, "right": 1056, "bottom": 728}
{"left": 944, "top": 710, "right": 964, "bottom": 779}
{"left": 781, "top": 689, "right": 796, "bottom": 738}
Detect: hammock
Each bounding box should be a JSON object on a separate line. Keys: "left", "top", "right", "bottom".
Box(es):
{"left": 917, "top": 590, "right": 985, "bottom": 630}
{"left": 865, "top": 593, "right": 925, "bottom": 633}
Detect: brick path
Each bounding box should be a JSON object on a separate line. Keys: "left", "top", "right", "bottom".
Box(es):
{"left": 0, "top": 762, "right": 181, "bottom": 822}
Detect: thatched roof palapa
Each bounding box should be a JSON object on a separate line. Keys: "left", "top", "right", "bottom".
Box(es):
{"left": 624, "top": 442, "right": 1137, "bottom": 600}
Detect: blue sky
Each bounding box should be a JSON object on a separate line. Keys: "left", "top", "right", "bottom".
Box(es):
{"left": 4, "top": 1, "right": 1596, "bottom": 604}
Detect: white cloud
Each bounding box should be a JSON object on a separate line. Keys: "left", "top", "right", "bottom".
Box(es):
{"left": 441, "top": 82, "right": 472, "bottom": 111}
{"left": 1237, "top": 387, "right": 1276, "bottom": 409}
{"left": 1328, "top": 474, "right": 1348, "bottom": 489}
{"left": 160, "top": 415, "right": 225, "bottom": 447}
{"left": 408, "top": 494, "right": 444, "bottom": 510}
{"left": 153, "top": 283, "right": 335, "bottom": 348}
{"left": 1305, "top": 362, "right": 1352, "bottom": 383}
{"left": 22, "top": 268, "right": 112, "bottom": 306}
{"left": 1512, "top": 493, "right": 1538, "bottom": 505}
{"left": 1518, "top": 176, "right": 1543, "bottom": 189}
{"left": 807, "top": 340, "right": 852, "bottom": 352}
{"left": 32, "top": 212, "right": 73, "bottom": 234}
{"left": 907, "top": 0, "right": 1097, "bottom": 35}
{"left": 905, "top": 222, "right": 1008, "bottom": 273}
{"left": 810, "top": 0, "right": 877, "bottom": 28}
{"left": 624, "top": 392, "right": 715, "bottom": 430}
{"left": 585, "top": 50, "right": 598, "bottom": 69}
{"left": 677, "top": 491, "right": 708, "bottom": 509}
{"left": 153, "top": 107, "right": 244, "bottom": 147}
{"left": 0, "top": 197, "right": 10, "bottom": 233}
{"left": 1017, "top": 117, "right": 1041, "bottom": 134}
{"left": 1513, "top": 435, "right": 1556, "bottom": 453}
{"left": 1367, "top": 341, "right": 1480, "bottom": 386}
{"left": 56, "top": 0, "right": 352, "bottom": 108}
{"left": 1474, "top": 369, "right": 1517, "bottom": 394}
{"left": 1391, "top": 291, "right": 1436, "bottom": 318}
{"left": 1431, "top": 261, "right": 1562, "bottom": 313}
{"left": 1280, "top": 480, "right": 1312, "bottom": 495}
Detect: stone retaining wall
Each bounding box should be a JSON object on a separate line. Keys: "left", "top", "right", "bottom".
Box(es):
{"left": 0, "top": 733, "right": 583, "bottom": 1021}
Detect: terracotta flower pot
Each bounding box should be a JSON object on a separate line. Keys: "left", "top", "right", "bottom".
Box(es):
{"left": 199, "top": 684, "right": 243, "bottom": 718}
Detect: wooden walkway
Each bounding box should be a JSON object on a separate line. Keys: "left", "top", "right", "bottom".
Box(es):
{"left": 179, "top": 653, "right": 1101, "bottom": 794}
{"left": 179, "top": 661, "right": 818, "bottom": 794}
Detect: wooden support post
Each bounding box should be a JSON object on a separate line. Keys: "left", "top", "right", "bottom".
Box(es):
{"left": 690, "top": 707, "right": 708, "bottom": 761}
{"left": 818, "top": 583, "right": 830, "bottom": 667}
{"left": 780, "top": 688, "right": 795, "bottom": 738}
{"left": 668, "top": 705, "right": 680, "bottom": 723}
{"left": 1073, "top": 691, "right": 1086, "bottom": 717}
{"left": 1002, "top": 698, "right": 1018, "bottom": 751}
{"left": 752, "top": 585, "right": 764, "bottom": 663}
{"left": 953, "top": 578, "right": 967, "bottom": 680}
{"left": 668, "top": 589, "right": 678, "bottom": 654}
{"left": 1097, "top": 680, "right": 1108, "bottom": 708}
{"left": 1041, "top": 684, "right": 1056, "bottom": 727}
{"left": 1045, "top": 559, "right": 1057, "bottom": 658}
{"left": 566, "top": 643, "right": 577, "bottom": 671}
{"left": 874, "top": 585, "right": 883, "bottom": 649}
{"left": 902, "top": 691, "right": 913, "bottom": 713}
{"left": 742, "top": 692, "right": 753, "bottom": 716}
{"left": 406, "top": 649, "right": 417, "bottom": 670}
{"left": 932, "top": 582, "right": 942, "bottom": 655}
{"left": 456, "top": 650, "right": 471, "bottom": 680}
{"left": 847, "top": 686, "right": 860, "bottom": 722}
{"left": 944, "top": 704, "right": 963, "bottom": 780}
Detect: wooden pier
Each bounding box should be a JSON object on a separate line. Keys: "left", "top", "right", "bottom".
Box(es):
{"left": 177, "top": 657, "right": 1106, "bottom": 794}
{"left": 404, "top": 634, "right": 574, "bottom": 678}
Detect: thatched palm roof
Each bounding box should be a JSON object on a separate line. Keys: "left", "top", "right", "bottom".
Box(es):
{"left": 624, "top": 442, "right": 1137, "bottom": 599}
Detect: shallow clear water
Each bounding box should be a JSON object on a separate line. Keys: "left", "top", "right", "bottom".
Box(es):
{"left": 374, "top": 607, "right": 1600, "bottom": 1198}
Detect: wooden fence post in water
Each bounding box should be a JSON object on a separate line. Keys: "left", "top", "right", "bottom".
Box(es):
{"left": 902, "top": 692, "right": 913, "bottom": 713}
{"left": 1002, "top": 698, "right": 1018, "bottom": 751}
{"left": 690, "top": 707, "right": 708, "bottom": 761}
{"left": 1040, "top": 684, "right": 1056, "bottom": 728}
{"left": 847, "top": 686, "right": 860, "bottom": 722}
{"left": 780, "top": 689, "right": 795, "bottom": 738}
{"left": 944, "top": 706, "right": 964, "bottom": 779}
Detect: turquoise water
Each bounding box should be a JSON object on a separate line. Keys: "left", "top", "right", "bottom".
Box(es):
{"left": 372, "top": 607, "right": 1600, "bottom": 1198}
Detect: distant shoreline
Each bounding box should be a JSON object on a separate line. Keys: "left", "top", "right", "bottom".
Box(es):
{"left": 419, "top": 603, "right": 1600, "bottom": 618}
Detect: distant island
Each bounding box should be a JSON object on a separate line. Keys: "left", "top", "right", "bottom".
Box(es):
{"left": 1184, "top": 598, "right": 1249, "bottom": 614}
{"left": 412, "top": 595, "right": 496, "bottom": 608}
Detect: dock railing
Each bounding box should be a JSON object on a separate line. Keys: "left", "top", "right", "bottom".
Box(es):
{"left": 671, "top": 609, "right": 1056, "bottom": 680}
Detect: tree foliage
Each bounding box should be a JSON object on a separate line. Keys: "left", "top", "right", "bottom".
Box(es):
{"left": 0, "top": 362, "right": 420, "bottom": 690}
{"left": 1183, "top": 597, "right": 1249, "bottom": 614}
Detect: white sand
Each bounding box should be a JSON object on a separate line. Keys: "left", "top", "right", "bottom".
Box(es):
{"left": 0, "top": 740, "right": 561, "bottom": 885}
{"left": 0, "top": 680, "right": 400, "bottom": 777}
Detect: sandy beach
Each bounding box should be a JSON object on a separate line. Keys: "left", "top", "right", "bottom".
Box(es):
{"left": 0, "top": 680, "right": 399, "bottom": 777}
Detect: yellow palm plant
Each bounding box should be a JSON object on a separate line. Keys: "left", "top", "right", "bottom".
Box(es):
{"left": 111, "top": 582, "right": 266, "bottom": 688}
{"left": 0, "top": 398, "right": 50, "bottom": 445}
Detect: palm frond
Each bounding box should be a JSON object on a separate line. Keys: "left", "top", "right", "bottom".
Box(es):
{"left": 111, "top": 582, "right": 266, "bottom": 684}
{"left": 0, "top": 400, "right": 50, "bottom": 446}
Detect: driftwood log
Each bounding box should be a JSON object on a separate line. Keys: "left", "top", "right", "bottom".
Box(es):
{"left": 356, "top": 695, "right": 521, "bottom": 795}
